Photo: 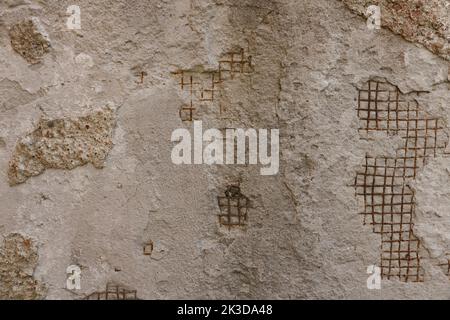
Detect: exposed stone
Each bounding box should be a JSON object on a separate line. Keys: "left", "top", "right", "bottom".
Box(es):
{"left": 8, "top": 107, "right": 116, "bottom": 186}
{"left": 341, "top": 0, "right": 450, "bottom": 61}
{"left": 9, "top": 17, "right": 51, "bottom": 64}
{"left": 0, "top": 233, "right": 47, "bottom": 300}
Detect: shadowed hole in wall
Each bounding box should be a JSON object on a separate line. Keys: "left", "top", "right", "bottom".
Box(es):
{"left": 143, "top": 240, "right": 153, "bottom": 256}
{"left": 217, "top": 184, "right": 250, "bottom": 229}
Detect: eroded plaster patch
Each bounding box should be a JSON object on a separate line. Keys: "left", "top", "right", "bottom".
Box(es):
{"left": 8, "top": 107, "right": 116, "bottom": 186}
{"left": 353, "top": 79, "right": 449, "bottom": 282}
{"left": 341, "top": 0, "right": 450, "bottom": 61}
{"left": 172, "top": 47, "right": 253, "bottom": 121}
{"left": 0, "top": 233, "right": 47, "bottom": 300}
{"left": 9, "top": 17, "right": 51, "bottom": 64}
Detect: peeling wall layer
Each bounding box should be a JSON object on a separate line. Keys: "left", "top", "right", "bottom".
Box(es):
{"left": 0, "top": 0, "right": 450, "bottom": 300}
{"left": 9, "top": 17, "right": 51, "bottom": 64}
{"left": 354, "top": 79, "right": 449, "bottom": 282}
{"left": 8, "top": 107, "right": 116, "bottom": 186}
{"left": 0, "top": 233, "right": 46, "bottom": 299}
{"left": 341, "top": 0, "right": 450, "bottom": 61}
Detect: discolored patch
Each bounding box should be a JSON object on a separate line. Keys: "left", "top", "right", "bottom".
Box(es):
{"left": 341, "top": 0, "right": 450, "bottom": 61}
{"left": 9, "top": 17, "right": 51, "bottom": 64}
{"left": 8, "top": 107, "right": 117, "bottom": 186}
{"left": 0, "top": 233, "right": 47, "bottom": 299}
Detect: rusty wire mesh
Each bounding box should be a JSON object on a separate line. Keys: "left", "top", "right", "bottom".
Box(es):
{"left": 354, "top": 80, "right": 448, "bottom": 282}
{"left": 84, "top": 283, "right": 138, "bottom": 300}
{"left": 172, "top": 48, "right": 253, "bottom": 121}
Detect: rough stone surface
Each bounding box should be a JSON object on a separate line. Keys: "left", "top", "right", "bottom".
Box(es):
{"left": 0, "top": 233, "right": 47, "bottom": 299}
{"left": 341, "top": 0, "right": 450, "bottom": 61}
{"left": 9, "top": 17, "right": 51, "bottom": 64}
{"left": 8, "top": 107, "right": 116, "bottom": 186}
{"left": 0, "top": 0, "right": 450, "bottom": 300}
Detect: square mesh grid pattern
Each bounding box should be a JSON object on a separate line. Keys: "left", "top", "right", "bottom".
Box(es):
{"left": 217, "top": 185, "right": 250, "bottom": 228}
{"left": 172, "top": 48, "right": 253, "bottom": 121}
{"left": 84, "top": 283, "right": 138, "bottom": 300}
{"left": 354, "top": 80, "right": 448, "bottom": 282}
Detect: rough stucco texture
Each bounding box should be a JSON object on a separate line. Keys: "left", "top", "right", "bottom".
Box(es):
{"left": 0, "top": 0, "right": 450, "bottom": 299}
{"left": 0, "top": 233, "right": 46, "bottom": 299}
{"left": 9, "top": 17, "right": 51, "bottom": 64}
{"left": 341, "top": 0, "right": 450, "bottom": 61}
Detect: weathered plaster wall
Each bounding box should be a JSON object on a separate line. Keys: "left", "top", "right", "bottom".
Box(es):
{"left": 341, "top": 0, "right": 450, "bottom": 61}
{"left": 0, "top": 0, "right": 449, "bottom": 299}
